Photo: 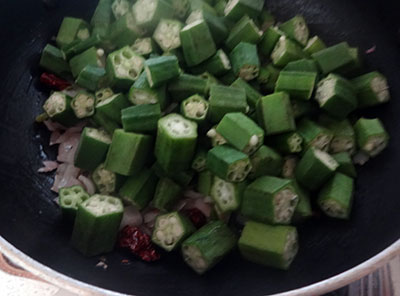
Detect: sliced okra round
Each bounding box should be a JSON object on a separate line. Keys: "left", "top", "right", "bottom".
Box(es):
{"left": 43, "top": 92, "right": 78, "bottom": 126}
{"left": 191, "top": 149, "right": 208, "bottom": 173}
{"left": 211, "top": 176, "right": 245, "bottom": 213}
{"left": 311, "top": 42, "right": 353, "bottom": 75}
{"left": 152, "top": 212, "right": 195, "bottom": 252}
{"left": 168, "top": 0, "right": 190, "bottom": 19}
{"left": 132, "top": 0, "right": 174, "bottom": 30}
{"left": 197, "top": 170, "right": 213, "bottom": 196}
{"left": 332, "top": 152, "right": 357, "bottom": 178}
{"left": 268, "top": 132, "right": 304, "bottom": 155}
{"left": 92, "top": 163, "right": 125, "bottom": 195}
{"left": 131, "top": 38, "right": 158, "bottom": 57}
{"left": 56, "top": 17, "right": 90, "bottom": 49}
{"left": 95, "top": 88, "right": 114, "bottom": 102}
{"left": 111, "top": 0, "right": 131, "bottom": 19}
{"left": 59, "top": 185, "right": 90, "bottom": 220}
{"left": 75, "top": 66, "right": 108, "bottom": 92}
{"left": 122, "top": 104, "right": 161, "bottom": 133}
{"left": 129, "top": 72, "right": 167, "bottom": 108}
{"left": 71, "top": 91, "right": 96, "bottom": 119}
{"left": 259, "top": 26, "right": 285, "bottom": 57}
{"left": 153, "top": 19, "right": 183, "bottom": 52}
{"left": 180, "top": 95, "right": 209, "bottom": 124}
{"left": 69, "top": 47, "right": 104, "bottom": 78}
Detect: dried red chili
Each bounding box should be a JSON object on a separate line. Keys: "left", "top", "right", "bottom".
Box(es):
{"left": 182, "top": 208, "right": 207, "bottom": 229}
{"left": 40, "top": 73, "right": 71, "bottom": 90}
{"left": 118, "top": 226, "right": 161, "bottom": 262}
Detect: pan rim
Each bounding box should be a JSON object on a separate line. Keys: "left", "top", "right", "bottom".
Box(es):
{"left": 0, "top": 236, "right": 398, "bottom": 296}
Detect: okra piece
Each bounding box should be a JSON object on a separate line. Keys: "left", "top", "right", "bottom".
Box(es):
{"left": 271, "top": 36, "right": 305, "bottom": 67}
{"left": 239, "top": 221, "right": 298, "bottom": 270}
{"left": 39, "top": 44, "right": 70, "bottom": 77}
{"left": 281, "top": 156, "right": 298, "bottom": 179}
{"left": 189, "top": 0, "right": 217, "bottom": 15}
{"left": 283, "top": 59, "right": 319, "bottom": 74}
{"left": 129, "top": 72, "right": 168, "bottom": 108}
{"left": 258, "top": 10, "right": 276, "bottom": 32}
{"left": 95, "top": 93, "right": 130, "bottom": 124}
{"left": 214, "top": 0, "right": 227, "bottom": 16}
{"left": 71, "top": 91, "right": 96, "bottom": 119}
{"left": 291, "top": 99, "right": 318, "bottom": 119}
{"left": 108, "top": 13, "right": 145, "bottom": 49}
{"left": 180, "top": 95, "right": 209, "bottom": 124}
{"left": 59, "top": 185, "right": 90, "bottom": 220}
{"left": 56, "top": 17, "right": 90, "bottom": 49}
{"left": 155, "top": 114, "right": 198, "bottom": 172}
{"left": 191, "top": 148, "right": 207, "bottom": 172}
{"left": 132, "top": 0, "right": 174, "bottom": 30}
{"left": 297, "top": 119, "right": 333, "bottom": 152}
{"left": 352, "top": 71, "right": 390, "bottom": 108}
{"left": 119, "top": 168, "right": 158, "bottom": 209}
{"left": 354, "top": 118, "right": 389, "bottom": 157}
{"left": 259, "top": 26, "right": 285, "bottom": 57}
{"left": 197, "top": 170, "right": 213, "bottom": 196}
{"left": 211, "top": 176, "right": 245, "bottom": 213}
{"left": 219, "top": 70, "right": 237, "bottom": 85}
{"left": 199, "top": 71, "right": 220, "bottom": 91}
{"left": 105, "top": 129, "right": 153, "bottom": 176}
{"left": 62, "top": 34, "right": 103, "bottom": 60}
{"left": 190, "top": 49, "right": 231, "bottom": 76}
{"left": 121, "top": 104, "right": 161, "bottom": 133}
{"left": 225, "top": 15, "right": 263, "bottom": 50}
{"left": 131, "top": 38, "right": 159, "bottom": 57}
{"left": 71, "top": 195, "right": 123, "bottom": 256}
{"left": 92, "top": 163, "right": 125, "bottom": 194}
{"left": 256, "top": 92, "right": 296, "bottom": 136}
{"left": 106, "top": 46, "right": 145, "bottom": 90}
{"left": 75, "top": 66, "right": 108, "bottom": 92}
{"left": 216, "top": 112, "right": 264, "bottom": 155}
{"left": 43, "top": 92, "right": 78, "bottom": 126}
{"left": 241, "top": 176, "right": 299, "bottom": 224}
{"left": 207, "top": 126, "right": 227, "bottom": 147}
{"left": 248, "top": 145, "right": 283, "bottom": 179}
{"left": 153, "top": 19, "right": 184, "bottom": 52}
{"left": 279, "top": 15, "right": 309, "bottom": 46}
{"left": 181, "top": 221, "right": 237, "bottom": 274}
{"left": 153, "top": 212, "right": 195, "bottom": 251}
{"left": 91, "top": 0, "right": 113, "bottom": 40}
{"left": 303, "top": 36, "right": 326, "bottom": 56}
{"left": 318, "top": 173, "right": 354, "bottom": 219}
{"left": 209, "top": 85, "right": 248, "bottom": 123}
{"left": 295, "top": 148, "right": 338, "bottom": 191}
{"left": 319, "top": 116, "right": 356, "bottom": 154}
{"left": 332, "top": 152, "right": 357, "bottom": 178}
{"left": 231, "top": 78, "right": 262, "bottom": 109}
{"left": 91, "top": 112, "right": 121, "bottom": 135}
{"left": 167, "top": 0, "right": 190, "bottom": 19}
{"left": 96, "top": 87, "right": 114, "bottom": 101}
{"left": 168, "top": 73, "right": 208, "bottom": 102}
{"left": 224, "top": 0, "right": 264, "bottom": 21}
{"left": 339, "top": 47, "right": 363, "bottom": 76}
{"left": 275, "top": 71, "right": 317, "bottom": 100}
{"left": 206, "top": 145, "right": 252, "bottom": 183}
{"left": 180, "top": 20, "right": 217, "bottom": 66}
{"left": 230, "top": 42, "right": 260, "bottom": 81}
{"left": 186, "top": 9, "right": 228, "bottom": 45}
{"left": 69, "top": 47, "right": 104, "bottom": 78}
{"left": 152, "top": 163, "right": 195, "bottom": 187}
{"left": 152, "top": 178, "right": 182, "bottom": 211}
{"left": 111, "top": 0, "right": 131, "bottom": 19}
{"left": 315, "top": 74, "right": 357, "bottom": 119}
{"left": 291, "top": 181, "right": 312, "bottom": 222}
{"left": 312, "top": 42, "right": 353, "bottom": 75}
{"left": 145, "top": 55, "right": 181, "bottom": 88}
{"left": 268, "top": 132, "right": 304, "bottom": 155}
{"left": 74, "top": 127, "right": 112, "bottom": 171}
{"left": 259, "top": 64, "right": 280, "bottom": 92}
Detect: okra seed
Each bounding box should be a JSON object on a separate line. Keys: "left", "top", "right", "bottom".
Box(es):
{"left": 207, "top": 129, "right": 217, "bottom": 138}
{"left": 96, "top": 49, "right": 104, "bottom": 57}
{"left": 249, "top": 135, "right": 259, "bottom": 146}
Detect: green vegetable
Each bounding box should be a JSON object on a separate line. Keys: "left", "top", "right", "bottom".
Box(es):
{"left": 282, "top": 59, "right": 319, "bottom": 74}
{"left": 145, "top": 55, "right": 181, "bottom": 87}
{"left": 248, "top": 145, "right": 283, "bottom": 179}
{"left": 95, "top": 93, "right": 130, "bottom": 124}
{"left": 181, "top": 221, "right": 237, "bottom": 274}
{"left": 132, "top": 0, "right": 174, "bottom": 30}
{"left": 208, "top": 85, "right": 248, "bottom": 123}
{"left": 180, "top": 19, "right": 217, "bottom": 66}
{"left": 190, "top": 49, "right": 231, "bottom": 76}
{"left": 152, "top": 178, "right": 183, "bottom": 211}
{"left": 354, "top": 118, "right": 389, "bottom": 157}
{"left": 297, "top": 119, "right": 333, "bottom": 152}
{"left": 71, "top": 195, "right": 123, "bottom": 256}
{"left": 224, "top": 0, "right": 264, "bottom": 21}
{"left": 119, "top": 168, "right": 158, "bottom": 209}
{"left": 206, "top": 145, "right": 252, "bottom": 183}
{"left": 332, "top": 152, "right": 357, "bottom": 178}
{"left": 268, "top": 132, "right": 304, "bottom": 155}
{"left": 318, "top": 173, "right": 354, "bottom": 219}
{"left": 131, "top": 37, "right": 159, "bottom": 57}
{"left": 275, "top": 71, "right": 317, "bottom": 100}
{"left": 39, "top": 44, "right": 70, "bottom": 77}
{"left": 303, "top": 35, "right": 326, "bottom": 56}
{"left": 168, "top": 73, "right": 208, "bottom": 102}
{"left": 256, "top": 92, "right": 296, "bottom": 136}
{"left": 352, "top": 72, "right": 390, "bottom": 108}
{"left": 56, "top": 17, "right": 90, "bottom": 49}
{"left": 291, "top": 181, "right": 312, "bottom": 222}
{"left": 231, "top": 78, "right": 262, "bottom": 109}
{"left": 230, "top": 42, "right": 260, "bottom": 81}
{"left": 92, "top": 163, "right": 126, "bottom": 195}
{"left": 191, "top": 149, "right": 208, "bottom": 172}
{"left": 63, "top": 34, "right": 103, "bottom": 60}
{"left": 43, "top": 92, "right": 78, "bottom": 126}
{"left": 295, "top": 148, "right": 338, "bottom": 191}
{"left": 108, "top": 13, "right": 145, "bottom": 49}
{"left": 211, "top": 176, "right": 245, "bottom": 213}
{"left": 312, "top": 42, "right": 353, "bottom": 75}
{"left": 121, "top": 104, "right": 161, "bottom": 133}
{"left": 128, "top": 72, "right": 168, "bottom": 108}
{"left": 111, "top": 0, "right": 131, "bottom": 19}
{"left": 155, "top": 114, "right": 198, "bottom": 172}
{"left": 216, "top": 112, "right": 264, "bottom": 155}
{"left": 152, "top": 212, "right": 195, "bottom": 251}
{"left": 319, "top": 116, "right": 356, "bottom": 155}
{"left": 281, "top": 156, "right": 298, "bottom": 179}
{"left": 59, "top": 185, "right": 90, "bottom": 220}
{"left": 271, "top": 36, "right": 304, "bottom": 67}
{"left": 180, "top": 95, "right": 209, "bottom": 124}
{"left": 258, "top": 63, "right": 280, "bottom": 92}
{"left": 167, "top": 0, "right": 191, "bottom": 19}
{"left": 74, "top": 127, "right": 112, "bottom": 171}
{"left": 258, "top": 10, "right": 276, "bottom": 31}
{"left": 105, "top": 129, "right": 153, "bottom": 176}
{"left": 153, "top": 19, "right": 184, "bottom": 52}
{"left": 197, "top": 170, "right": 213, "bottom": 196}
{"left": 259, "top": 26, "right": 285, "bottom": 57}
{"left": 90, "top": 0, "right": 113, "bottom": 40}
{"left": 279, "top": 15, "right": 309, "bottom": 46}
{"left": 69, "top": 47, "right": 104, "bottom": 78}
{"left": 75, "top": 66, "right": 107, "bottom": 92}
{"left": 225, "top": 15, "right": 262, "bottom": 50}
{"left": 239, "top": 221, "right": 298, "bottom": 270}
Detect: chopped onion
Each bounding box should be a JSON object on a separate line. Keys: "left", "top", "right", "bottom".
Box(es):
{"left": 78, "top": 175, "right": 96, "bottom": 195}
{"left": 120, "top": 206, "right": 143, "bottom": 229}
{"left": 37, "top": 160, "right": 59, "bottom": 173}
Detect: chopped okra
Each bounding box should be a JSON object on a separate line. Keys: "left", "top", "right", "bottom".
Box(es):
{"left": 180, "top": 95, "right": 209, "bottom": 124}
{"left": 59, "top": 185, "right": 90, "bottom": 220}
{"left": 354, "top": 118, "right": 389, "bottom": 157}
{"left": 211, "top": 176, "right": 245, "bottom": 213}
{"left": 71, "top": 91, "right": 96, "bottom": 119}
{"left": 352, "top": 72, "right": 390, "bottom": 108}
{"left": 92, "top": 163, "right": 125, "bottom": 195}
{"left": 43, "top": 92, "right": 78, "bottom": 126}
{"left": 153, "top": 19, "right": 183, "bottom": 52}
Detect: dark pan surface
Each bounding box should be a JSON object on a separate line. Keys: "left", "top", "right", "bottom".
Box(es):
{"left": 0, "top": 0, "right": 399, "bottom": 295}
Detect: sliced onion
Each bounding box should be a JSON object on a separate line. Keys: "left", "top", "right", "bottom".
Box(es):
{"left": 37, "top": 160, "right": 59, "bottom": 173}
{"left": 143, "top": 209, "right": 160, "bottom": 224}
{"left": 57, "top": 133, "right": 81, "bottom": 164}
{"left": 49, "top": 130, "right": 61, "bottom": 146}
{"left": 120, "top": 206, "right": 143, "bottom": 229}
{"left": 51, "top": 164, "right": 81, "bottom": 192}
{"left": 43, "top": 120, "right": 66, "bottom": 132}
{"left": 78, "top": 175, "right": 96, "bottom": 195}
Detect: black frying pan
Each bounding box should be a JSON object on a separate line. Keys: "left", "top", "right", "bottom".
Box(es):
{"left": 0, "top": 0, "right": 399, "bottom": 295}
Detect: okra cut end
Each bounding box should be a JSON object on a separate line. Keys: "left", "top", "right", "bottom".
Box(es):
{"left": 181, "top": 95, "right": 209, "bottom": 123}
{"left": 82, "top": 194, "right": 124, "bottom": 217}
{"left": 71, "top": 92, "right": 96, "bottom": 119}
{"left": 159, "top": 113, "right": 198, "bottom": 138}
{"left": 153, "top": 19, "right": 183, "bottom": 52}
{"left": 92, "top": 163, "right": 119, "bottom": 195}
{"left": 152, "top": 212, "right": 195, "bottom": 252}
{"left": 59, "top": 185, "right": 90, "bottom": 212}
{"left": 354, "top": 118, "right": 389, "bottom": 157}
{"left": 182, "top": 244, "right": 209, "bottom": 274}
{"left": 211, "top": 177, "right": 241, "bottom": 213}
{"left": 239, "top": 221, "right": 299, "bottom": 270}
{"left": 279, "top": 15, "right": 309, "bottom": 46}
